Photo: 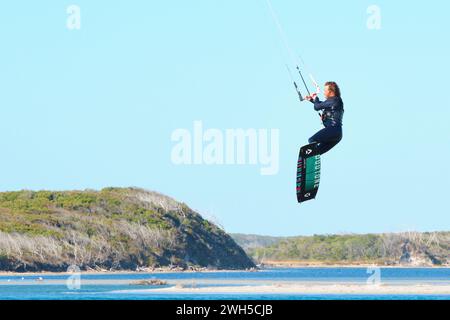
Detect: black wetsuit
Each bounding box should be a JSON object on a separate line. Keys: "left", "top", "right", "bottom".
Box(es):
{"left": 308, "top": 96, "right": 344, "bottom": 155}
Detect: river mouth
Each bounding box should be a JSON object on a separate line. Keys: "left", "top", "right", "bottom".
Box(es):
{"left": 0, "top": 267, "right": 449, "bottom": 300}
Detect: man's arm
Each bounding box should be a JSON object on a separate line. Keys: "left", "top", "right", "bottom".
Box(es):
{"left": 311, "top": 96, "right": 333, "bottom": 111}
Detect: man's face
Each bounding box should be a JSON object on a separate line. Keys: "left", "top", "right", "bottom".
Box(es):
{"left": 324, "top": 85, "right": 333, "bottom": 99}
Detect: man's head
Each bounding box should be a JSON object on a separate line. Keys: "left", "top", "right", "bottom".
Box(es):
{"left": 324, "top": 81, "right": 341, "bottom": 99}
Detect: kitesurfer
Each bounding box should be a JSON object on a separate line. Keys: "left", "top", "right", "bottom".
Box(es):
{"left": 305, "top": 82, "right": 344, "bottom": 155}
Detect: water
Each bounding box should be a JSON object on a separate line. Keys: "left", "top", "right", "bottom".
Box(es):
{"left": 0, "top": 268, "right": 449, "bottom": 300}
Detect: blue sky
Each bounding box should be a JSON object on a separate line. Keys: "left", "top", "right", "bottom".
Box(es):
{"left": 0, "top": 1, "right": 449, "bottom": 236}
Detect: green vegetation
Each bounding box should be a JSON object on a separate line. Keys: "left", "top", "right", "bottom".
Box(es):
{"left": 0, "top": 188, "right": 255, "bottom": 272}
{"left": 232, "top": 232, "right": 450, "bottom": 266}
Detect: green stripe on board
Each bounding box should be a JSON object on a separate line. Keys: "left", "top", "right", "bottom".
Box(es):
{"left": 304, "top": 156, "right": 321, "bottom": 191}
{"left": 305, "top": 156, "right": 321, "bottom": 174}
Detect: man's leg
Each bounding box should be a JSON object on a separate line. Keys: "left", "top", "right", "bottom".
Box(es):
{"left": 308, "top": 127, "right": 342, "bottom": 155}
{"left": 308, "top": 128, "right": 328, "bottom": 144}
{"left": 316, "top": 139, "right": 341, "bottom": 155}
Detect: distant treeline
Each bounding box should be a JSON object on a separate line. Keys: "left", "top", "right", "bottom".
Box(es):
{"left": 232, "top": 232, "right": 450, "bottom": 266}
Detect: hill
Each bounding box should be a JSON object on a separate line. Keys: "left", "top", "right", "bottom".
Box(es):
{"left": 230, "top": 233, "right": 290, "bottom": 251}
{"left": 0, "top": 188, "right": 255, "bottom": 272}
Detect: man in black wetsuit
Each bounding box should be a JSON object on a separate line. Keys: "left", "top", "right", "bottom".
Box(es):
{"left": 305, "top": 81, "right": 344, "bottom": 155}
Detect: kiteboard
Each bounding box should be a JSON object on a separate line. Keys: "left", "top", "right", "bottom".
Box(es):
{"left": 297, "top": 143, "right": 321, "bottom": 203}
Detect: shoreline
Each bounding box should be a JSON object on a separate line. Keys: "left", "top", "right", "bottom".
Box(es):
{"left": 1, "top": 265, "right": 449, "bottom": 277}
{"left": 259, "top": 260, "right": 450, "bottom": 268}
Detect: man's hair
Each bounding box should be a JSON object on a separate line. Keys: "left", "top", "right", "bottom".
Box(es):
{"left": 325, "top": 81, "right": 341, "bottom": 97}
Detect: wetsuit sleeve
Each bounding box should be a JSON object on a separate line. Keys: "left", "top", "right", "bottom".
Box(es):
{"left": 311, "top": 97, "right": 333, "bottom": 111}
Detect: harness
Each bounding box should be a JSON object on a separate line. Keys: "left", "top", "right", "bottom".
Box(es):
{"left": 321, "top": 108, "right": 344, "bottom": 127}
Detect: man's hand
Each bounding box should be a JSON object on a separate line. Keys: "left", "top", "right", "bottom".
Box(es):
{"left": 305, "top": 93, "right": 317, "bottom": 102}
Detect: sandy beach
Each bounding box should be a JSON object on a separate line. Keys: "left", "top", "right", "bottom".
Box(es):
{"left": 120, "top": 282, "right": 450, "bottom": 295}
